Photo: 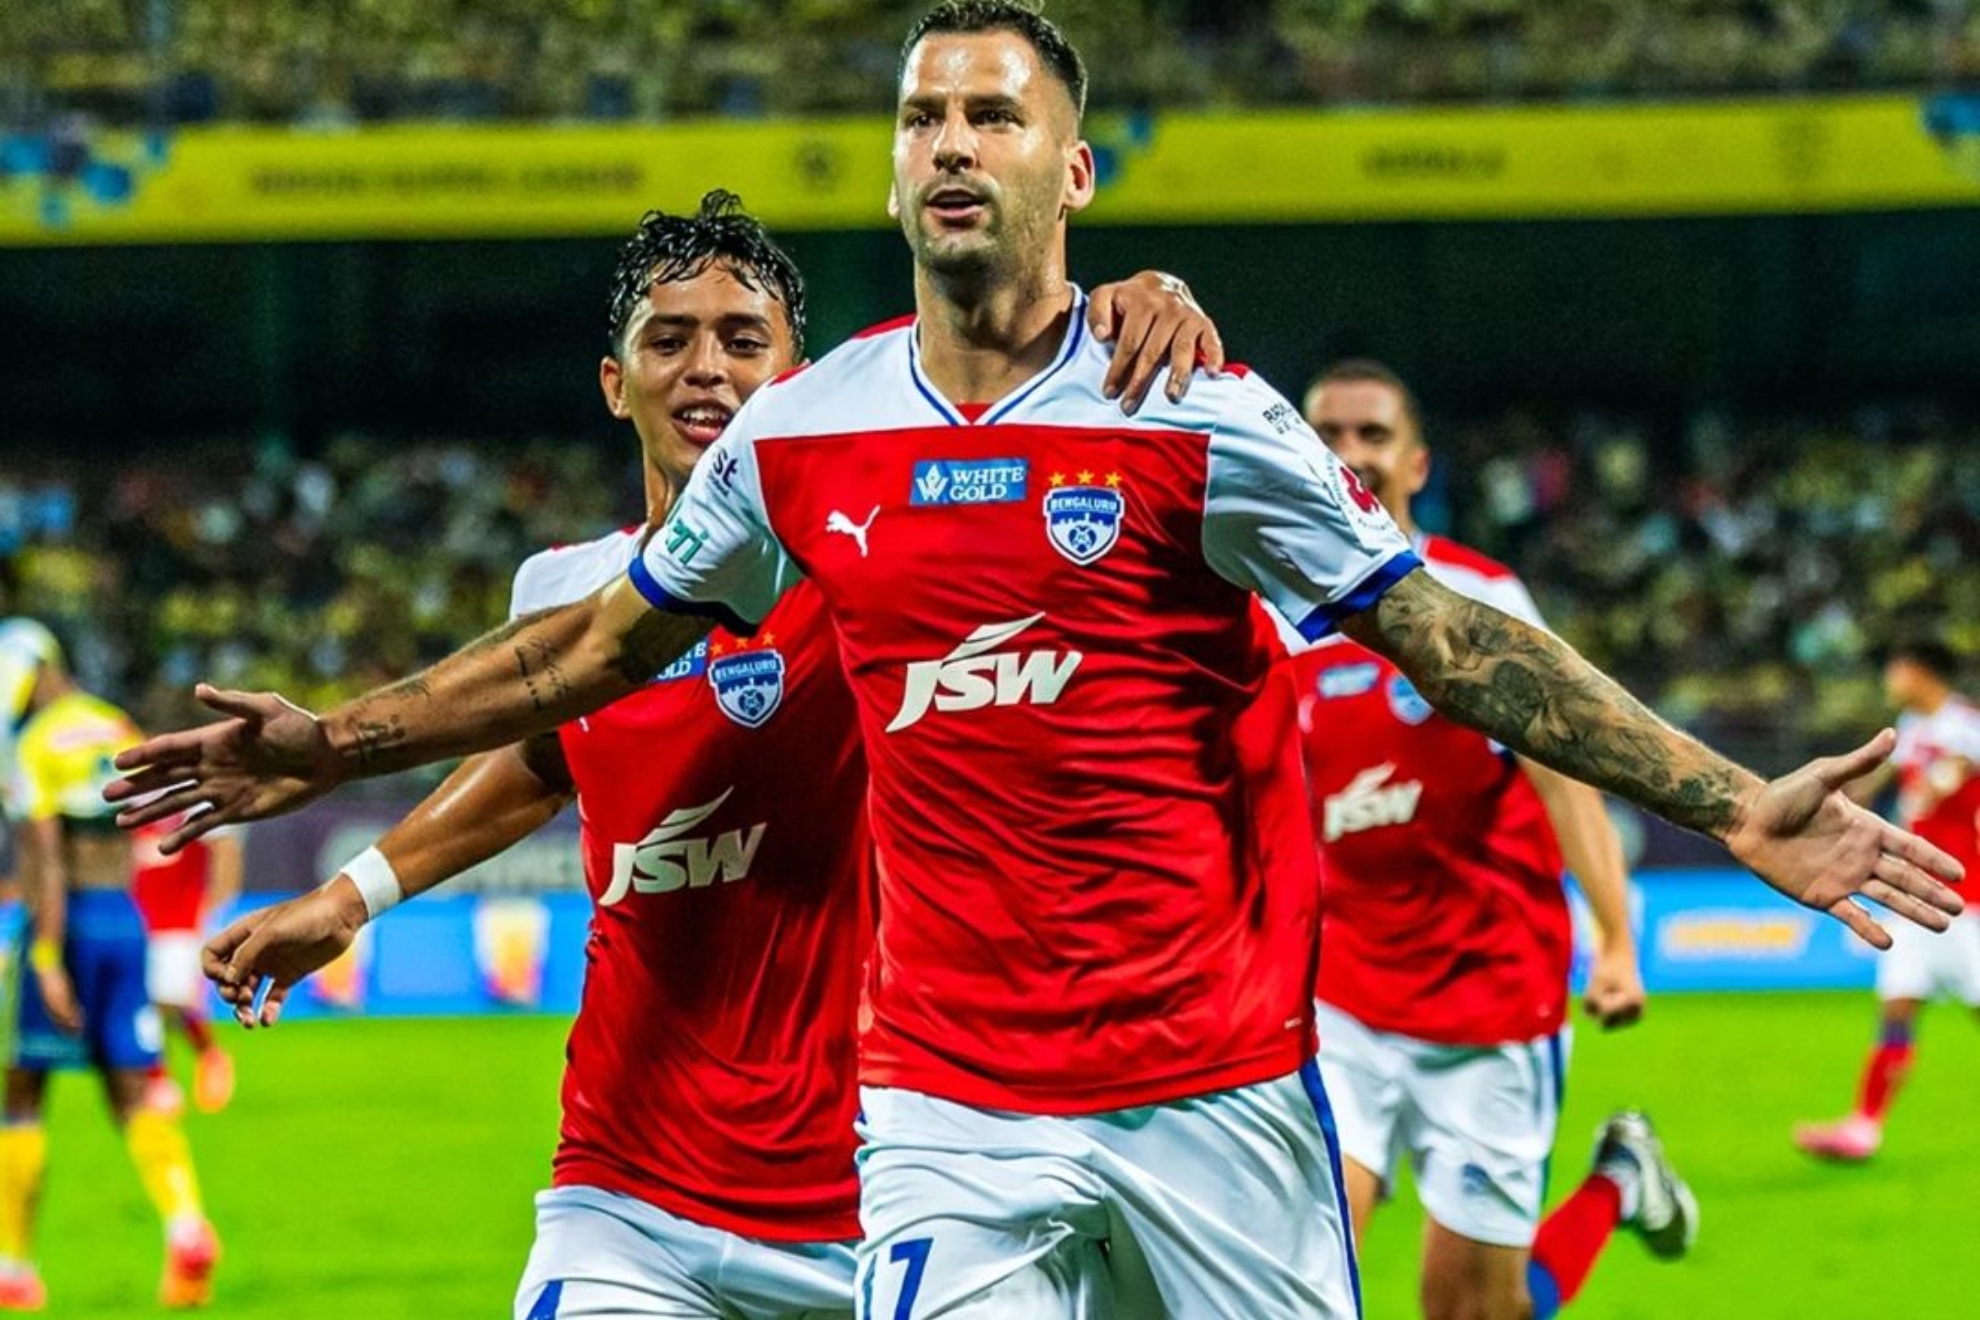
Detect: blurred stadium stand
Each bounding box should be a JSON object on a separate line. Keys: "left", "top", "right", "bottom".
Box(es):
{"left": 3, "top": 1, "right": 1979, "bottom": 127}
{"left": 4, "top": 404, "right": 1973, "bottom": 778}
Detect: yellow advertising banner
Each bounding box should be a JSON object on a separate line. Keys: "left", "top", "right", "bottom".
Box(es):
{"left": 1090, "top": 94, "right": 1980, "bottom": 223}
{"left": 3, "top": 94, "right": 1976, "bottom": 245}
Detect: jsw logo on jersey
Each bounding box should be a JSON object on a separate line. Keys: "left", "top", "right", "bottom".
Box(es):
{"left": 887, "top": 612, "right": 1082, "bottom": 733}
{"left": 1323, "top": 763, "right": 1425, "bottom": 841}
{"left": 600, "top": 787, "right": 767, "bottom": 905}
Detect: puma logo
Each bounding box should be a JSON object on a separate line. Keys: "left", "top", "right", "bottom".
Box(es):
{"left": 825, "top": 506, "right": 880, "bottom": 558}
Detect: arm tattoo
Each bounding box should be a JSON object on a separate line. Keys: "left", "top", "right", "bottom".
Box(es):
{"left": 324, "top": 598, "right": 698, "bottom": 778}
{"left": 1341, "top": 571, "right": 1751, "bottom": 838}
{"left": 350, "top": 712, "right": 409, "bottom": 772}
{"left": 513, "top": 634, "right": 575, "bottom": 713}
{"left": 618, "top": 610, "right": 715, "bottom": 686}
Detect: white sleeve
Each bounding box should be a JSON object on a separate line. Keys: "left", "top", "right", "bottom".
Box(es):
{"left": 628, "top": 421, "right": 800, "bottom": 632}
{"left": 1201, "top": 377, "right": 1420, "bottom": 642}
{"left": 1487, "top": 576, "right": 1547, "bottom": 631}
{"left": 1942, "top": 706, "right": 1980, "bottom": 763}
{"left": 507, "top": 558, "right": 544, "bottom": 624}
{"left": 1447, "top": 569, "right": 1547, "bottom": 631}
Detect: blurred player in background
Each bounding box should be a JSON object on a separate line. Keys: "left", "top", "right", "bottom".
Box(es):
{"left": 131, "top": 815, "right": 241, "bottom": 1115}
{"left": 110, "top": 3, "right": 1965, "bottom": 1316}
{"left": 1289, "top": 362, "right": 1691, "bottom": 1320}
{"left": 199, "top": 193, "right": 1224, "bottom": 1320}
{"left": 1795, "top": 638, "right": 1980, "bottom": 1162}
{"left": 0, "top": 620, "right": 218, "bottom": 1310}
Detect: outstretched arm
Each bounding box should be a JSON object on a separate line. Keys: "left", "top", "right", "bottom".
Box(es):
{"left": 1520, "top": 759, "right": 1643, "bottom": 1028}
{"left": 108, "top": 574, "right": 710, "bottom": 851}
{"left": 1341, "top": 570, "right": 1965, "bottom": 947}
{"left": 203, "top": 734, "right": 573, "bottom": 1027}
{"left": 16, "top": 819, "right": 82, "bottom": 1033}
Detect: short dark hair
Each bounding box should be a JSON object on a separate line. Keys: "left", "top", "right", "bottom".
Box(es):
{"left": 1882, "top": 637, "right": 1961, "bottom": 681}
{"left": 900, "top": 1, "right": 1088, "bottom": 120}
{"left": 606, "top": 189, "right": 807, "bottom": 357}
{"left": 1309, "top": 358, "right": 1425, "bottom": 442}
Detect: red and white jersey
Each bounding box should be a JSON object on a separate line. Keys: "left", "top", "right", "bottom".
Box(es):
{"left": 1284, "top": 534, "right": 1571, "bottom": 1047}
{"left": 131, "top": 819, "right": 235, "bottom": 933}
{"left": 511, "top": 526, "right": 870, "bottom": 1243}
{"left": 1893, "top": 694, "right": 1980, "bottom": 891}
{"left": 629, "top": 292, "right": 1419, "bottom": 1114}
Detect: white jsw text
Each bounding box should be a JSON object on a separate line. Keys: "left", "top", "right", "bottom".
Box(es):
{"left": 1323, "top": 763, "right": 1425, "bottom": 841}
{"left": 887, "top": 612, "right": 1083, "bottom": 733}
{"left": 601, "top": 787, "right": 767, "bottom": 905}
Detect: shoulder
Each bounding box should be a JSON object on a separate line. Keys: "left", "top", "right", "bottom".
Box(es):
{"left": 510, "top": 526, "right": 643, "bottom": 617}
{"left": 79, "top": 694, "right": 140, "bottom": 742}
{"left": 1419, "top": 535, "right": 1542, "bottom": 624}
{"left": 1940, "top": 697, "right": 1980, "bottom": 742}
{"left": 21, "top": 694, "right": 132, "bottom": 758}
{"left": 739, "top": 318, "right": 913, "bottom": 435}
{"left": 1064, "top": 321, "right": 1297, "bottom": 438}
{"left": 14, "top": 705, "right": 53, "bottom": 758}
{"left": 1419, "top": 534, "right": 1519, "bottom": 584}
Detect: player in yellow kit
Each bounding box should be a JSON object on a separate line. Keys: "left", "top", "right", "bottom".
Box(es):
{"left": 0, "top": 620, "right": 219, "bottom": 1310}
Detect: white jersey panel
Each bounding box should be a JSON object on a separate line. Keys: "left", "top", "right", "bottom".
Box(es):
{"left": 634, "top": 290, "right": 1417, "bottom": 641}
{"left": 1900, "top": 699, "right": 1980, "bottom": 765}
{"left": 632, "top": 399, "right": 804, "bottom": 630}
{"left": 1418, "top": 548, "right": 1547, "bottom": 631}
{"left": 1199, "top": 374, "right": 1417, "bottom": 642}
{"left": 510, "top": 527, "right": 643, "bottom": 621}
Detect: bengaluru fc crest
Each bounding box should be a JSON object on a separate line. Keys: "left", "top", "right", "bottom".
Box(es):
{"left": 706, "top": 645, "right": 786, "bottom": 729}
{"left": 1386, "top": 673, "right": 1433, "bottom": 726}
{"left": 1043, "top": 471, "right": 1125, "bottom": 566}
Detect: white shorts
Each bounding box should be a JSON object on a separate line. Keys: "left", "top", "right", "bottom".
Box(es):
{"left": 1316, "top": 1002, "right": 1567, "bottom": 1249}
{"left": 513, "top": 1185, "right": 855, "bottom": 1320}
{"left": 145, "top": 931, "right": 204, "bottom": 1009}
{"left": 1876, "top": 914, "right": 1980, "bottom": 1006}
{"left": 855, "top": 1064, "right": 1360, "bottom": 1320}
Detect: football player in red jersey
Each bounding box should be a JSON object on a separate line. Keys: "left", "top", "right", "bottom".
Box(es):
{"left": 131, "top": 818, "right": 242, "bottom": 1114}
{"left": 1795, "top": 638, "right": 1980, "bottom": 1162}
{"left": 113, "top": 5, "right": 1963, "bottom": 1316}
{"left": 195, "top": 190, "right": 1226, "bottom": 1319}
{"left": 1288, "top": 360, "right": 1687, "bottom": 1320}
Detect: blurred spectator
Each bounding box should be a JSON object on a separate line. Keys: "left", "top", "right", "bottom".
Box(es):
{"left": 3, "top": 433, "right": 641, "bottom": 786}
{"left": 3, "top": 410, "right": 1972, "bottom": 779}
{"left": 1437, "top": 401, "right": 1980, "bottom": 770}
{"left": 4, "top": 0, "right": 1976, "bottom": 128}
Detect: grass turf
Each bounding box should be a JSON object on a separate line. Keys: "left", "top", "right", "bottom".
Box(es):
{"left": 29, "top": 990, "right": 1978, "bottom": 1318}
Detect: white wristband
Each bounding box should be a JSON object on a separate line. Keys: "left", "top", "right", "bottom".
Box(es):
{"left": 341, "top": 846, "right": 404, "bottom": 921}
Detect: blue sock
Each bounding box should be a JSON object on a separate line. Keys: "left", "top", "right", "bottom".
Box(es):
{"left": 1528, "top": 1259, "right": 1564, "bottom": 1320}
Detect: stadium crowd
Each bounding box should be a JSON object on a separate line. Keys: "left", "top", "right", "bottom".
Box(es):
{"left": 0, "top": 434, "right": 642, "bottom": 749}
{"left": 4, "top": 407, "right": 1972, "bottom": 772}
{"left": 8, "top": 0, "right": 1979, "bottom": 124}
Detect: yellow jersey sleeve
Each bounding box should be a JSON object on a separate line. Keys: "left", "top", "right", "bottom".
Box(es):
{"left": 12, "top": 693, "right": 141, "bottom": 824}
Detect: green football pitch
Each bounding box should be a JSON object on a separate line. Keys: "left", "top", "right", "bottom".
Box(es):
{"left": 29, "top": 990, "right": 1978, "bottom": 1318}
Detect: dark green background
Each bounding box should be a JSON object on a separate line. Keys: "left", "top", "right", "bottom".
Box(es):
{"left": 6, "top": 208, "right": 1979, "bottom": 450}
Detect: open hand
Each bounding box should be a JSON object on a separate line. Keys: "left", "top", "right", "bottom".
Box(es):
{"left": 104, "top": 685, "right": 342, "bottom": 854}
{"left": 1726, "top": 729, "right": 1965, "bottom": 948}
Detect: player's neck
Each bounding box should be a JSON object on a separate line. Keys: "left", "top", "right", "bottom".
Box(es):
{"left": 1911, "top": 684, "right": 1952, "bottom": 717}
{"left": 644, "top": 459, "right": 680, "bottom": 528}
{"left": 26, "top": 668, "right": 74, "bottom": 713}
{"left": 913, "top": 267, "right": 1074, "bottom": 407}
{"left": 1390, "top": 509, "right": 1420, "bottom": 540}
